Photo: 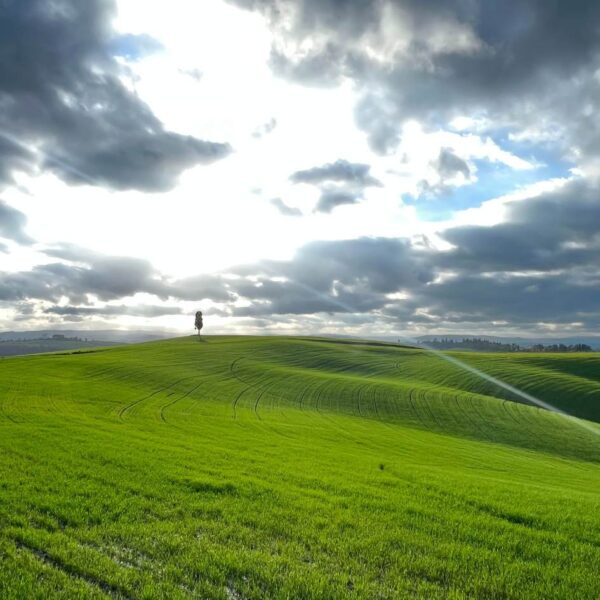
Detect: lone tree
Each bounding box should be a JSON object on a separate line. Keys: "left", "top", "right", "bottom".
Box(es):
{"left": 194, "top": 311, "right": 203, "bottom": 337}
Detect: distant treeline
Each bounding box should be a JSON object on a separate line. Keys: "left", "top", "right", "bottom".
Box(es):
{"left": 425, "top": 337, "right": 593, "bottom": 352}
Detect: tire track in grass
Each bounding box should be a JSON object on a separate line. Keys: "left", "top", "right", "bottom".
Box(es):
{"left": 511, "top": 400, "right": 556, "bottom": 447}
{"left": 229, "top": 356, "right": 246, "bottom": 381}
{"left": 82, "top": 363, "right": 122, "bottom": 379}
{"left": 502, "top": 399, "right": 523, "bottom": 426}
{"left": 247, "top": 377, "right": 300, "bottom": 439}
{"left": 453, "top": 393, "right": 490, "bottom": 441}
{"left": 407, "top": 388, "right": 428, "bottom": 429}
{"left": 371, "top": 383, "right": 384, "bottom": 423}
{"left": 226, "top": 369, "right": 293, "bottom": 436}
{"left": 420, "top": 389, "right": 443, "bottom": 431}
{"left": 159, "top": 378, "right": 207, "bottom": 424}
{"left": 310, "top": 378, "right": 365, "bottom": 443}
{"left": 117, "top": 375, "right": 197, "bottom": 421}
{"left": 0, "top": 393, "right": 19, "bottom": 424}
{"left": 376, "top": 385, "right": 412, "bottom": 432}
{"left": 296, "top": 378, "right": 310, "bottom": 411}
{"left": 231, "top": 352, "right": 320, "bottom": 419}
{"left": 435, "top": 389, "right": 463, "bottom": 432}
{"left": 467, "top": 395, "right": 509, "bottom": 442}
{"left": 253, "top": 384, "right": 266, "bottom": 421}
{"left": 362, "top": 381, "right": 380, "bottom": 419}
{"left": 355, "top": 382, "right": 369, "bottom": 419}
{"left": 235, "top": 366, "right": 283, "bottom": 419}
{"left": 230, "top": 366, "right": 273, "bottom": 419}
{"left": 494, "top": 399, "right": 529, "bottom": 432}
{"left": 368, "top": 385, "right": 402, "bottom": 432}
{"left": 357, "top": 380, "right": 384, "bottom": 421}
{"left": 437, "top": 389, "right": 463, "bottom": 430}
{"left": 473, "top": 398, "right": 505, "bottom": 441}
{"left": 498, "top": 399, "right": 542, "bottom": 448}
{"left": 464, "top": 395, "right": 495, "bottom": 442}
{"left": 232, "top": 382, "right": 263, "bottom": 419}
{"left": 394, "top": 359, "right": 437, "bottom": 431}
{"left": 254, "top": 371, "right": 295, "bottom": 421}
{"left": 0, "top": 380, "right": 23, "bottom": 424}
{"left": 14, "top": 538, "right": 130, "bottom": 599}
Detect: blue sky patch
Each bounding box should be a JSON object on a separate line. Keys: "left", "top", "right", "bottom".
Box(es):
{"left": 111, "top": 34, "right": 164, "bottom": 61}
{"left": 406, "top": 151, "right": 572, "bottom": 222}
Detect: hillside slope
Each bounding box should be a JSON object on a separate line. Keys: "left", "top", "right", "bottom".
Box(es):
{"left": 0, "top": 336, "right": 599, "bottom": 599}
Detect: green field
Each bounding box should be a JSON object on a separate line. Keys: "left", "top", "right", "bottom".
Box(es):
{"left": 0, "top": 339, "right": 122, "bottom": 357}
{"left": 0, "top": 336, "right": 599, "bottom": 599}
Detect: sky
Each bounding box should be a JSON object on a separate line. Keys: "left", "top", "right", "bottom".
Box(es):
{"left": 0, "top": 0, "right": 599, "bottom": 338}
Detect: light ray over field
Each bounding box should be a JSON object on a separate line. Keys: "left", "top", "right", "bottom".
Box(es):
{"left": 278, "top": 272, "right": 600, "bottom": 439}
{"left": 399, "top": 335, "right": 600, "bottom": 438}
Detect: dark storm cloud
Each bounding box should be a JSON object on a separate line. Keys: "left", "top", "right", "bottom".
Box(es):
{"left": 238, "top": 237, "right": 433, "bottom": 294}
{"left": 0, "top": 0, "right": 230, "bottom": 191}
{"left": 0, "top": 200, "right": 33, "bottom": 245}
{"left": 415, "top": 274, "right": 600, "bottom": 327}
{"left": 401, "top": 179, "right": 600, "bottom": 328}
{"left": 0, "top": 258, "right": 165, "bottom": 304}
{"left": 441, "top": 180, "right": 600, "bottom": 272}
{"left": 0, "top": 134, "right": 36, "bottom": 187}
{"left": 227, "top": 237, "right": 435, "bottom": 315}
{"left": 270, "top": 197, "right": 302, "bottom": 216}
{"left": 290, "top": 159, "right": 380, "bottom": 187}
{"left": 315, "top": 189, "right": 360, "bottom": 213}
{"left": 41, "top": 244, "right": 169, "bottom": 300}
{"left": 231, "top": 0, "right": 600, "bottom": 159}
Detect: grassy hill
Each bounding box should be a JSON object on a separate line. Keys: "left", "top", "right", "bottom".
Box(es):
{"left": 0, "top": 336, "right": 599, "bottom": 598}
{"left": 0, "top": 339, "right": 122, "bottom": 357}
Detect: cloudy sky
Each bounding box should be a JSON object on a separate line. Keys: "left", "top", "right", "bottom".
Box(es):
{"left": 1, "top": 0, "right": 599, "bottom": 337}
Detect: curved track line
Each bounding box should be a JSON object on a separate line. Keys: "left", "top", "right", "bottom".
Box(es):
{"left": 118, "top": 376, "right": 196, "bottom": 421}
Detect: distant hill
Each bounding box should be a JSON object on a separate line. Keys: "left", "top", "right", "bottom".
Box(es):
{"left": 0, "top": 329, "right": 175, "bottom": 344}
{"left": 0, "top": 337, "right": 123, "bottom": 357}
{"left": 0, "top": 329, "right": 177, "bottom": 357}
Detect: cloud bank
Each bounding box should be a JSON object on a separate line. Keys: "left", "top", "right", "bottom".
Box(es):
{"left": 0, "top": 0, "right": 230, "bottom": 192}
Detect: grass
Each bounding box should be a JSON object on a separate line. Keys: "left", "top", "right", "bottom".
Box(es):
{"left": 0, "top": 339, "right": 121, "bottom": 357}
{"left": 0, "top": 335, "right": 599, "bottom": 599}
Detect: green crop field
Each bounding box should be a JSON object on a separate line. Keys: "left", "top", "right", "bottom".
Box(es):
{"left": 0, "top": 336, "right": 599, "bottom": 599}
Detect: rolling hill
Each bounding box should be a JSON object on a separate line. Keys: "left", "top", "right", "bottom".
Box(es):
{"left": 0, "top": 336, "right": 599, "bottom": 599}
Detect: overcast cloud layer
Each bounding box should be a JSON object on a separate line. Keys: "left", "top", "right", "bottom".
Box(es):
{"left": 0, "top": 0, "right": 599, "bottom": 337}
